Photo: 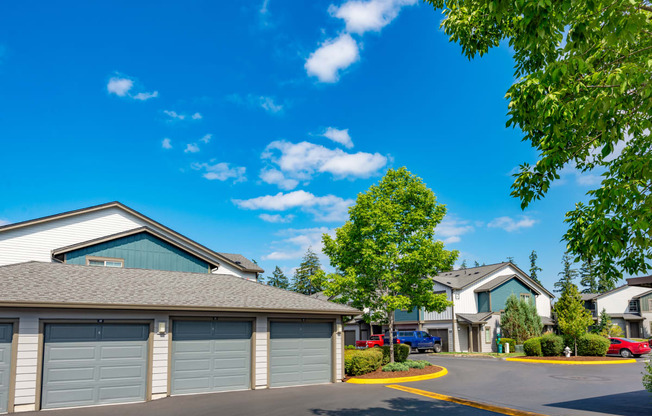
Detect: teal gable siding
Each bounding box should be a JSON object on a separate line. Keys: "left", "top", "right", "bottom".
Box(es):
{"left": 489, "top": 278, "right": 536, "bottom": 312}
{"left": 477, "top": 292, "right": 490, "bottom": 313}
{"left": 394, "top": 308, "right": 420, "bottom": 322}
{"left": 65, "top": 232, "right": 210, "bottom": 273}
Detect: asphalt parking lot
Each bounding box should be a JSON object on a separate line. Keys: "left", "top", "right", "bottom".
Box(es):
{"left": 20, "top": 354, "right": 651, "bottom": 416}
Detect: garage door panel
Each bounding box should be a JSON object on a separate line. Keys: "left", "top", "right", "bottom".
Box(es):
{"left": 41, "top": 323, "right": 149, "bottom": 410}
{"left": 270, "top": 322, "right": 332, "bottom": 388}
{"left": 171, "top": 320, "right": 251, "bottom": 395}
{"left": 0, "top": 324, "right": 12, "bottom": 414}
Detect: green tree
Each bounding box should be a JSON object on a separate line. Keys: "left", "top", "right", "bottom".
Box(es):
{"left": 267, "top": 266, "right": 290, "bottom": 290}
{"left": 554, "top": 254, "right": 578, "bottom": 293}
{"left": 643, "top": 361, "right": 652, "bottom": 393}
{"left": 322, "top": 167, "right": 457, "bottom": 362}
{"left": 500, "top": 294, "right": 543, "bottom": 343}
{"left": 292, "top": 248, "right": 324, "bottom": 295}
{"left": 506, "top": 256, "right": 516, "bottom": 265}
{"left": 580, "top": 258, "right": 599, "bottom": 294}
{"left": 473, "top": 260, "right": 480, "bottom": 268}
{"left": 460, "top": 259, "right": 467, "bottom": 269}
{"left": 554, "top": 283, "right": 594, "bottom": 356}
{"left": 592, "top": 308, "right": 611, "bottom": 336}
{"left": 598, "top": 273, "right": 617, "bottom": 293}
{"left": 425, "top": 0, "right": 652, "bottom": 282}
{"left": 529, "top": 250, "right": 542, "bottom": 284}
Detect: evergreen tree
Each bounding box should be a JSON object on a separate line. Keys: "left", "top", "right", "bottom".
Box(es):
{"left": 554, "top": 283, "right": 593, "bottom": 356}
{"left": 473, "top": 261, "right": 480, "bottom": 268}
{"left": 580, "top": 258, "right": 599, "bottom": 294}
{"left": 292, "top": 247, "right": 324, "bottom": 295}
{"left": 592, "top": 308, "right": 611, "bottom": 336}
{"left": 597, "top": 273, "right": 616, "bottom": 294}
{"left": 500, "top": 294, "right": 542, "bottom": 343}
{"left": 267, "top": 266, "right": 290, "bottom": 290}
{"left": 554, "top": 254, "right": 578, "bottom": 293}
{"left": 506, "top": 256, "right": 516, "bottom": 265}
{"left": 459, "top": 259, "right": 467, "bottom": 269}
{"left": 528, "top": 250, "right": 542, "bottom": 284}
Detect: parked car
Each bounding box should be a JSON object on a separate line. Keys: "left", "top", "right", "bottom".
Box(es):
{"left": 607, "top": 337, "right": 651, "bottom": 358}
{"left": 384, "top": 330, "right": 442, "bottom": 353}
{"left": 355, "top": 334, "right": 386, "bottom": 349}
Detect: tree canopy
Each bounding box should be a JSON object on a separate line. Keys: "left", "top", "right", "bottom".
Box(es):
{"left": 529, "top": 250, "right": 542, "bottom": 284}
{"left": 267, "top": 266, "right": 290, "bottom": 290}
{"left": 426, "top": 0, "right": 652, "bottom": 281}
{"left": 554, "top": 283, "right": 594, "bottom": 355}
{"left": 500, "top": 294, "right": 542, "bottom": 343}
{"left": 322, "top": 167, "right": 457, "bottom": 361}
{"left": 292, "top": 248, "right": 324, "bottom": 296}
{"left": 555, "top": 253, "right": 579, "bottom": 293}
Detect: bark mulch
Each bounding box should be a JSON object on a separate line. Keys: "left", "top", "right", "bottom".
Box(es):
{"left": 516, "top": 356, "right": 626, "bottom": 361}
{"left": 346, "top": 364, "right": 444, "bottom": 380}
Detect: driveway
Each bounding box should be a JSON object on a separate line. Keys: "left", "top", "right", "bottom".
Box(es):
{"left": 19, "top": 354, "right": 650, "bottom": 416}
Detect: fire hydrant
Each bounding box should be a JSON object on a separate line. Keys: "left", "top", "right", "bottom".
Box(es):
{"left": 563, "top": 346, "right": 571, "bottom": 357}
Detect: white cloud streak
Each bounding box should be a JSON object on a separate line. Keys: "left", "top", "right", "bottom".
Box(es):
{"left": 259, "top": 213, "right": 295, "bottom": 223}
{"left": 192, "top": 112, "right": 202, "bottom": 120}
{"left": 192, "top": 162, "right": 247, "bottom": 183}
{"left": 305, "top": 33, "right": 359, "bottom": 83}
{"left": 322, "top": 127, "right": 353, "bottom": 148}
{"left": 133, "top": 91, "right": 159, "bottom": 101}
{"left": 107, "top": 77, "right": 133, "bottom": 97}
{"left": 164, "top": 110, "right": 186, "bottom": 120}
{"left": 436, "top": 216, "right": 475, "bottom": 244}
{"left": 487, "top": 216, "right": 537, "bottom": 232}
{"left": 260, "top": 168, "right": 300, "bottom": 191}
{"left": 161, "top": 138, "right": 172, "bottom": 149}
{"left": 233, "top": 190, "right": 353, "bottom": 222}
{"left": 262, "top": 227, "right": 334, "bottom": 261}
{"left": 184, "top": 143, "right": 200, "bottom": 153}
{"left": 329, "top": 0, "right": 417, "bottom": 34}
{"left": 200, "top": 134, "right": 212, "bottom": 144}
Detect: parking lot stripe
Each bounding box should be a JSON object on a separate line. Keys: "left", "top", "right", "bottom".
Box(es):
{"left": 386, "top": 384, "right": 550, "bottom": 416}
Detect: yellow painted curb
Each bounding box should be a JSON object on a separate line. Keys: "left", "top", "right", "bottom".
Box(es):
{"left": 387, "top": 384, "right": 550, "bottom": 416}
{"left": 345, "top": 367, "right": 448, "bottom": 384}
{"left": 506, "top": 357, "right": 637, "bottom": 365}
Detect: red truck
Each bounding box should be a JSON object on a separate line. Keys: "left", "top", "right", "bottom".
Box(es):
{"left": 355, "top": 334, "right": 401, "bottom": 349}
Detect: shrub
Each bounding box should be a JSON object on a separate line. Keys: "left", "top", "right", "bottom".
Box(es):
{"left": 382, "top": 362, "right": 410, "bottom": 372}
{"left": 523, "top": 337, "right": 542, "bottom": 356}
{"left": 577, "top": 333, "right": 609, "bottom": 356}
{"left": 540, "top": 333, "right": 564, "bottom": 356}
{"left": 345, "top": 345, "right": 356, "bottom": 350}
{"left": 499, "top": 338, "right": 516, "bottom": 352}
{"left": 381, "top": 344, "right": 411, "bottom": 364}
{"left": 405, "top": 360, "right": 430, "bottom": 369}
{"left": 345, "top": 348, "right": 383, "bottom": 376}
{"left": 643, "top": 361, "right": 652, "bottom": 393}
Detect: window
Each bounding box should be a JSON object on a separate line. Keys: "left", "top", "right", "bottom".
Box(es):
{"left": 520, "top": 293, "right": 531, "bottom": 302}
{"left": 628, "top": 300, "right": 639, "bottom": 313}
{"left": 610, "top": 339, "right": 621, "bottom": 345}
{"left": 485, "top": 326, "right": 491, "bottom": 343}
{"left": 648, "top": 299, "right": 652, "bottom": 311}
{"left": 87, "top": 257, "right": 124, "bottom": 268}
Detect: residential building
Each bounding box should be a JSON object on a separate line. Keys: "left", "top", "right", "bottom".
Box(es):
{"left": 0, "top": 202, "right": 357, "bottom": 413}
{"left": 392, "top": 262, "right": 555, "bottom": 352}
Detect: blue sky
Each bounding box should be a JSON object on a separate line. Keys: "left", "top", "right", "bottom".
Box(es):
{"left": 0, "top": 1, "right": 603, "bottom": 290}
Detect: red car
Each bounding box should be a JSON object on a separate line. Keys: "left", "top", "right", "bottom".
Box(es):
{"left": 608, "top": 337, "right": 651, "bottom": 358}
{"left": 355, "top": 334, "right": 386, "bottom": 349}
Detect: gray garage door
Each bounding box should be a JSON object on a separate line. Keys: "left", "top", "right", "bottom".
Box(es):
{"left": 41, "top": 323, "right": 149, "bottom": 410}
{"left": 171, "top": 320, "right": 251, "bottom": 395}
{"left": 270, "top": 322, "right": 332, "bottom": 388}
{"left": 0, "top": 324, "right": 13, "bottom": 414}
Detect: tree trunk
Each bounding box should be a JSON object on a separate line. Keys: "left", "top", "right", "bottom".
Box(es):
{"left": 574, "top": 338, "right": 577, "bottom": 357}
{"left": 389, "top": 312, "right": 395, "bottom": 364}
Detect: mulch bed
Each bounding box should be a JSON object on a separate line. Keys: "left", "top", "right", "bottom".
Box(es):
{"left": 516, "top": 356, "right": 627, "bottom": 361}
{"left": 345, "top": 364, "right": 444, "bottom": 380}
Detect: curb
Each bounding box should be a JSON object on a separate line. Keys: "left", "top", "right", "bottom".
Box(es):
{"left": 505, "top": 357, "right": 637, "bottom": 365}
{"left": 345, "top": 367, "right": 448, "bottom": 384}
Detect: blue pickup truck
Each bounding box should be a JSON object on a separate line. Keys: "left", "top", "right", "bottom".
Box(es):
{"left": 384, "top": 330, "right": 442, "bottom": 353}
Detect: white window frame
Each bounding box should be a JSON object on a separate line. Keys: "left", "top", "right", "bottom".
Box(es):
{"left": 484, "top": 326, "right": 491, "bottom": 343}
{"left": 519, "top": 293, "right": 531, "bottom": 303}
{"left": 628, "top": 300, "right": 639, "bottom": 313}
{"left": 86, "top": 256, "right": 124, "bottom": 268}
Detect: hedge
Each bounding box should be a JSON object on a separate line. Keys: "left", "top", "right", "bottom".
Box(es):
{"left": 344, "top": 348, "right": 383, "bottom": 376}
{"left": 499, "top": 338, "right": 516, "bottom": 352}
{"left": 382, "top": 362, "right": 410, "bottom": 372}
{"left": 523, "top": 337, "right": 542, "bottom": 356}
{"left": 540, "top": 333, "right": 564, "bottom": 357}
{"left": 562, "top": 333, "right": 610, "bottom": 356}
{"left": 405, "top": 360, "right": 431, "bottom": 369}
{"left": 381, "top": 344, "right": 410, "bottom": 364}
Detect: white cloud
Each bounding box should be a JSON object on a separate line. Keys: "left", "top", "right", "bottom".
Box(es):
{"left": 133, "top": 91, "right": 159, "bottom": 101}
{"left": 262, "top": 227, "right": 334, "bottom": 261}
{"left": 259, "top": 96, "right": 283, "bottom": 113}
{"left": 227, "top": 94, "right": 285, "bottom": 114}
{"left": 305, "top": 33, "right": 359, "bottom": 83}
{"left": 436, "top": 216, "right": 474, "bottom": 244}
{"left": 487, "top": 216, "right": 537, "bottom": 232}
{"left": 262, "top": 140, "right": 387, "bottom": 185}
{"left": 200, "top": 134, "right": 212, "bottom": 144}
{"left": 192, "top": 162, "right": 247, "bottom": 183}
{"left": 260, "top": 168, "right": 300, "bottom": 191}
{"left": 576, "top": 173, "right": 602, "bottom": 186}
{"left": 107, "top": 77, "right": 133, "bottom": 97}
{"left": 184, "top": 143, "right": 200, "bottom": 153}
{"left": 260, "top": 0, "right": 270, "bottom": 14}
{"left": 329, "top": 0, "right": 417, "bottom": 34}
{"left": 192, "top": 112, "right": 202, "bottom": 120}
{"left": 161, "top": 138, "right": 172, "bottom": 149}
{"left": 233, "top": 190, "right": 353, "bottom": 222}
{"left": 322, "top": 127, "right": 353, "bottom": 148}
{"left": 259, "top": 213, "right": 295, "bottom": 223}
{"left": 164, "top": 110, "right": 186, "bottom": 120}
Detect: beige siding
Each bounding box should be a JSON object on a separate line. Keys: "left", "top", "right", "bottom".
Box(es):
{"left": 423, "top": 283, "right": 453, "bottom": 321}
{"left": 596, "top": 286, "right": 650, "bottom": 314}
{"left": 254, "top": 315, "right": 267, "bottom": 388}
{"left": 335, "top": 317, "right": 343, "bottom": 381}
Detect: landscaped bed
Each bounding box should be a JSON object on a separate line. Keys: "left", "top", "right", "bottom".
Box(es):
{"left": 346, "top": 364, "right": 444, "bottom": 380}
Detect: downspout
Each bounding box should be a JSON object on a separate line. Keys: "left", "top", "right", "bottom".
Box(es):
{"left": 451, "top": 289, "right": 457, "bottom": 353}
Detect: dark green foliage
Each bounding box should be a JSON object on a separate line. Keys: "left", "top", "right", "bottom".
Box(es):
{"left": 460, "top": 259, "right": 467, "bottom": 269}
{"left": 500, "top": 294, "right": 543, "bottom": 343}
{"left": 540, "top": 333, "right": 564, "bottom": 356}
{"left": 577, "top": 334, "right": 610, "bottom": 356}
{"left": 405, "top": 360, "right": 431, "bottom": 369}
{"left": 529, "top": 250, "right": 542, "bottom": 284}
{"left": 344, "top": 348, "right": 383, "bottom": 376}
{"left": 591, "top": 308, "right": 611, "bottom": 336}
{"left": 344, "top": 345, "right": 356, "bottom": 350}
{"left": 473, "top": 261, "right": 480, "bottom": 267}
{"left": 554, "top": 254, "right": 578, "bottom": 293}
{"left": 499, "top": 338, "right": 516, "bottom": 352}
{"left": 292, "top": 248, "right": 324, "bottom": 295}
{"left": 267, "top": 266, "right": 290, "bottom": 289}
{"left": 506, "top": 256, "right": 516, "bottom": 265}
{"left": 382, "top": 362, "right": 409, "bottom": 372}
{"left": 381, "top": 344, "right": 410, "bottom": 364}
{"left": 643, "top": 361, "right": 652, "bottom": 393}
{"left": 523, "top": 337, "right": 542, "bottom": 357}
{"left": 554, "top": 283, "right": 594, "bottom": 356}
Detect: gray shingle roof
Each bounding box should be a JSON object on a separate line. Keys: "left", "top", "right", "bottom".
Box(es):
{"left": 432, "top": 263, "right": 511, "bottom": 289}
{"left": 580, "top": 293, "right": 599, "bottom": 301}
{"left": 0, "top": 262, "right": 359, "bottom": 315}
{"left": 473, "top": 274, "right": 541, "bottom": 295}
{"left": 216, "top": 252, "right": 264, "bottom": 273}
{"left": 456, "top": 312, "right": 493, "bottom": 324}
